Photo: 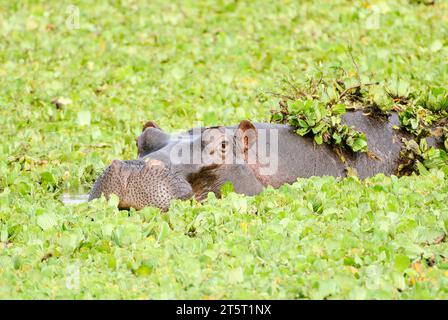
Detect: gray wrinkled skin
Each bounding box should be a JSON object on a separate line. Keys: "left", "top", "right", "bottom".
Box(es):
{"left": 90, "top": 111, "right": 442, "bottom": 211}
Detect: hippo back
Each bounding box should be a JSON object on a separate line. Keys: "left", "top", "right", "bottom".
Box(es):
{"left": 341, "top": 111, "right": 407, "bottom": 178}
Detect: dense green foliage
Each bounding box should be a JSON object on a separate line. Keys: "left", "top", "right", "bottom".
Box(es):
{"left": 271, "top": 99, "right": 369, "bottom": 153}
{"left": 269, "top": 73, "right": 448, "bottom": 172}
{"left": 1, "top": 0, "right": 447, "bottom": 299}
{"left": 268, "top": 57, "right": 447, "bottom": 161}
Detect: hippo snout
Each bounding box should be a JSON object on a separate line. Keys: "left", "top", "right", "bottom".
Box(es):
{"left": 89, "top": 159, "right": 193, "bottom": 211}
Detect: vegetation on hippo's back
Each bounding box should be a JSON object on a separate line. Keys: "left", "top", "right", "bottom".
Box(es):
{"left": 268, "top": 65, "right": 384, "bottom": 153}
{"left": 397, "top": 88, "right": 448, "bottom": 137}
{"left": 393, "top": 87, "right": 448, "bottom": 175}
{"left": 269, "top": 68, "right": 448, "bottom": 174}
{"left": 398, "top": 135, "right": 448, "bottom": 176}
{"left": 271, "top": 97, "right": 369, "bottom": 153}
{"left": 1, "top": 0, "right": 448, "bottom": 299}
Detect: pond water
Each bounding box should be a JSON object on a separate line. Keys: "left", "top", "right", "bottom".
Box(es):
{"left": 60, "top": 193, "right": 89, "bottom": 205}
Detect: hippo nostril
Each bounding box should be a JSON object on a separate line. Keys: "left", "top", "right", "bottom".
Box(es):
{"left": 144, "top": 158, "right": 165, "bottom": 168}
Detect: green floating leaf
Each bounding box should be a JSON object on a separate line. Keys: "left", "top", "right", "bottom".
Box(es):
{"left": 0, "top": 226, "right": 8, "bottom": 243}
{"left": 430, "top": 40, "right": 443, "bottom": 52}
{"left": 36, "top": 213, "right": 57, "bottom": 231}
{"left": 220, "top": 181, "right": 234, "bottom": 196}
{"left": 77, "top": 110, "right": 91, "bottom": 126}
{"left": 133, "top": 260, "right": 154, "bottom": 277}
{"left": 157, "top": 222, "right": 171, "bottom": 242}
{"left": 394, "top": 254, "right": 410, "bottom": 273}
{"left": 228, "top": 267, "right": 244, "bottom": 284}
{"left": 107, "top": 194, "right": 120, "bottom": 208}
{"left": 40, "top": 172, "right": 56, "bottom": 186}
{"left": 416, "top": 161, "right": 429, "bottom": 175}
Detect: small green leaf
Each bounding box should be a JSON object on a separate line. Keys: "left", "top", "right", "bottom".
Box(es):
{"left": 394, "top": 254, "right": 410, "bottom": 273}
{"left": 220, "top": 181, "right": 234, "bottom": 196}
{"left": 351, "top": 137, "right": 368, "bottom": 152}
{"left": 430, "top": 40, "right": 443, "bottom": 52}
{"left": 228, "top": 267, "right": 244, "bottom": 283}
{"left": 1, "top": 226, "right": 8, "bottom": 243}
{"left": 157, "top": 222, "right": 171, "bottom": 242}
{"left": 331, "top": 103, "right": 346, "bottom": 116}
{"left": 36, "top": 214, "right": 57, "bottom": 231}
{"left": 296, "top": 128, "right": 309, "bottom": 136}
{"left": 419, "top": 138, "right": 428, "bottom": 153}
{"left": 40, "top": 172, "right": 56, "bottom": 185}
{"left": 107, "top": 194, "right": 120, "bottom": 208}
{"left": 133, "top": 260, "right": 154, "bottom": 277}
{"left": 77, "top": 110, "right": 91, "bottom": 126}
{"left": 297, "top": 119, "right": 308, "bottom": 128}
{"left": 416, "top": 161, "right": 429, "bottom": 175}
{"left": 333, "top": 133, "right": 342, "bottom": 144}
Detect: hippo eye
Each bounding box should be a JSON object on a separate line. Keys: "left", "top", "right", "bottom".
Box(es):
{"left": 221, "top": 141, "right": 228, "bottom": 151}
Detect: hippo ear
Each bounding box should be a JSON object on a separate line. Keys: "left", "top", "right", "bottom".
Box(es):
{"left": 235, "top": 120, "right": 257, "bottom": 158}
{"left": 142, "top": 120, "right": 161, "bottom": 132}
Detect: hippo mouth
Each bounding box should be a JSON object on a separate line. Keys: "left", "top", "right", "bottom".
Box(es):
{"left": 88, "top": 159, "right": 193, "bottom": 211}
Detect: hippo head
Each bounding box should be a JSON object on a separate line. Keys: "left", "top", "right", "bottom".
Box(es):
{"left": 89, "top": 120, "right": 265, "bottom": 211}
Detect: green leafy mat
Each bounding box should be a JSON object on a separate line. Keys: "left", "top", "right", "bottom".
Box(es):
{"left": 1, "top": 0, "right": 448, "bottom": 299}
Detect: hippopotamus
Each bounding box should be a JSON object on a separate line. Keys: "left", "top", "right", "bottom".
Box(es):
{"left": 88, "top": 110, "right": 429, "bottom": 211}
